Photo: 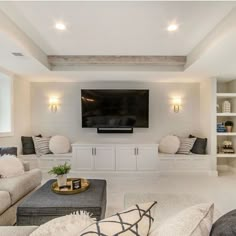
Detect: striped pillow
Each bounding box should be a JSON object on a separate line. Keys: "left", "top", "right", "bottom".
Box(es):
{"left": 33, "top": 136, "right": 51, "bottom": 156}
{"left": 177, "top": 138, "right": 196, "bottom": 154}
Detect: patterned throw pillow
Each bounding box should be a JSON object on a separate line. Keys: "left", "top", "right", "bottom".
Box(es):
{"left": 177, "top": 137, "right": 196, "bottom": 155}
{"left": 80, "top": 201, "right": 157, "bottom": 236}
{"left": 150, "top": 203, "right": 214, "bottom": 236}
{"left": 32, "top": 136, "right": 51, "bottom": 156}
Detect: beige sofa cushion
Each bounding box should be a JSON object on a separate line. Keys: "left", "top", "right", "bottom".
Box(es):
{"left": 0, "top": 191, "right": 11, "bottom": 215}
{"left": 0, "top": 169, "right": 42, "bottom": 204}
{"left": 0, "top": 226, "right": 38, "bottom": 236}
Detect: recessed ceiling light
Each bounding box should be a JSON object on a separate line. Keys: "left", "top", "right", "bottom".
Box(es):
{"left": 55, "top": 22, "right": 66, "bottom": 31}
{"left": 167, "top": 24, "right": 178, "bottom": 32}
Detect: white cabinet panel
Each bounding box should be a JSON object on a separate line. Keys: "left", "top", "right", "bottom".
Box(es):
{"left": 94, "top": 146, "right": 115, "bottom": 170}
{"left": 137, "top": 146, "right": 158, "bottom": 170}
{"left": 116, "top": 146, "right": 137, "bottom": 170}
{"left": 73, "top": 147, "right": 93, "bottom": 170}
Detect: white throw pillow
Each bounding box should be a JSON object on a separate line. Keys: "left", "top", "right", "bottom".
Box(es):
{"left": 0, "top": 156, "right": 24, "bottom": 178}
{"left": 177, "top": 137, "right": 196, "bottom": 155}
{"left": 80, "top": 201, "right": 157, "bottom": 236}
{"left": 150, "top": 203, "right": 214, "bottom": 236}
{"left": 33, "top": 136, "right": 51, "bottom": 156}
{"left": 159, "top": 135, "right": 180, "bottom": 154}
{"left": 30, "top": 211, "right": 95, "bottom": 236}
{"left": 49, "top": 135, "right": 71, "bottom": 154}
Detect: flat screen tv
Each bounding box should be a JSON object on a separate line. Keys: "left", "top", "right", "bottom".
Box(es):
{"left": 81, "top": 89, "right": 149, "bottom": 128}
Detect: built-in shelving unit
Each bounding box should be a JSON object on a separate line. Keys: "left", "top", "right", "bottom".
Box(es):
{"left": 216, "top": 82, "right": 236, "bottom": 162}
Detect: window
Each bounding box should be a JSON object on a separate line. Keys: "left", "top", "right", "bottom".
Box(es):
{"left": 0, "top": 73, "right": 13, "bottom": 136}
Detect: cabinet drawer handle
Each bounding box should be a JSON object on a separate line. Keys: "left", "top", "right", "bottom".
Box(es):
{"left": 92, "top": 148, "right": 94, "bottom": 156}
{"left": 137, "top": 148, "right": 139, "bottom": 155}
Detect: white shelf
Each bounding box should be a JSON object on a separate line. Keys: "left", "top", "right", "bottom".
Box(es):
{"left": 217, "top": 113, "right": 236, "bottom": 116}
{"left": 217, "top": 93, "right": 236, "bottom": 98}
{"left": 217, "top": 132, "right": 236, "bottom": 136}
{"left": 217, "top": 154, "right": 236, "bottom": 158}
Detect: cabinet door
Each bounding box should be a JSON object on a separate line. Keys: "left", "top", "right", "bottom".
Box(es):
{"left": 137, "top": 146, "right": 158, "bottom": 170}
{"left": 116, "top": 146, "right": 137, "bottom": 170}
{"left": 73, "top": 146, "right": 93, "bottom": 170}
{"left": 94, "top": 146, "right": 115, "bottom": 170}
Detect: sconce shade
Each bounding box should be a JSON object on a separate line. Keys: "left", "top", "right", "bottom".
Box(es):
{"left": 49, "top": 97, "right": 59, "bottom": 112}
{"left": 172, "top": 97, "right": 181, "bottom": 113}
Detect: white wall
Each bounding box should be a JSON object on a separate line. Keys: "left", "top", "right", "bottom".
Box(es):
{"left": 0, "top": 74, "right": 12, "bottom": 133}
{"left": 31, "top": 82, "right": 202, "bottom": 144}
{"left": 0, "top": 77, "right": 31, "bottom": 153}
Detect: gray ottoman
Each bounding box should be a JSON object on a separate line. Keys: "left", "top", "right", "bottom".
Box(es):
{"left": 17, "top": 179, "right": 107, "bottom": 226}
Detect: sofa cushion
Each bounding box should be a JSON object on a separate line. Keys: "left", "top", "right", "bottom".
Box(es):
{"left": 0, "top": 191, "right": 11, "bottom": 215}
{"left": 30, "top": 211, "right": 95, "bottom": 236}
{"left": 150, "top": 203, "right": 214, "bottom": 236}
{"left": 0, "top": 156, "right": 24, "bottom": 178}
{"left": 0, "top": 226, "right": 38, "bottom": 236}
{"left": 0, "top": 147, "right": 17, "bottom": 156}
{"left": 0, "top": 169, "right": 42, "bottom": 204}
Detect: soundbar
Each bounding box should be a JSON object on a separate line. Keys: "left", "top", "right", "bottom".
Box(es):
{"left": 97, "top": 127, "right": 133, "bottom": 134}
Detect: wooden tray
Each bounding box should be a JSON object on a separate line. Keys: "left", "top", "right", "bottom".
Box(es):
{"left": 51, "top": 178, "right": 90, "bottom": 195}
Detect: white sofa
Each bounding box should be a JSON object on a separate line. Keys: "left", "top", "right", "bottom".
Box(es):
{"left": 0, "top": 162, "right": 42, "bottom": 226}
{"left": 0, "top": 193, "right": 221, "bottom": 235}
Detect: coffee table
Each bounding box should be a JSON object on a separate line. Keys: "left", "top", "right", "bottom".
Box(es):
{"left": 17, "top": 179, "right": 107, "bottom": 226}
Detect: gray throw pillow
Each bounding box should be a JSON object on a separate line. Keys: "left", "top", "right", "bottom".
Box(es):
{"left": 189, "top": 135, "right": 207, "bottom": 154}
{"left": 210, "top": 210, "right": 236, "bottom": 236}
{"left": 0, "top": 147, "right": 17, "bottom": 156}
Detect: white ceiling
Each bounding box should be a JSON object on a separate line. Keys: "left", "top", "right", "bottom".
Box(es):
{"left": 2, "top": 1, "right": 235, "bottom": 55}
{"left": 0, "top": 1, "right": 236, "bottom": 82}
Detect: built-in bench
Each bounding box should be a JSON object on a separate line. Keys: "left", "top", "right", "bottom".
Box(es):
{"left": 158, "top": 153, "right": 215, "bottom": 175}
{"left": 19, "top": 153, "right": 72, "bottom": 171}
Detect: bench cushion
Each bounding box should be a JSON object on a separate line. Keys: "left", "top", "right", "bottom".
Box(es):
{"left": 0, "top": 169, "right": 42, "bottom": 204}
{"left": 0, "top": 191, "right": 11, "bottom": 215}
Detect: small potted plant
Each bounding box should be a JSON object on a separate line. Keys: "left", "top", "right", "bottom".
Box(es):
{"left": 48, "top": 162, "right": 71, "bottom": 187}
{"left": 225, "top": 120, "right": 234, "bottom": 133}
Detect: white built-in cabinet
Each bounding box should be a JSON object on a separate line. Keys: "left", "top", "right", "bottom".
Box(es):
{"left": 72, "top": 144, "right": 158, "bottom": 171}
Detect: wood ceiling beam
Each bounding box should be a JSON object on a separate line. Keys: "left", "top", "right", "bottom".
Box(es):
{"left": 48, "top": 56, "right": 186, "bottom": 71}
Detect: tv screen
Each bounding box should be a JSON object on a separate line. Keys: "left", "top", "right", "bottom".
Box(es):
{"left": 81, "top": 89, "right": 149, "bottom": 128}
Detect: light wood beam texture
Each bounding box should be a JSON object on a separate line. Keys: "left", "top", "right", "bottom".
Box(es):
{"left": 0, "top": 9, "right": 50, "bottom": 70}
{"left": 48, "top": 56, "right": 186, "bottom": 71}
{"left": 185, "top": 7, "right": 236, "bottom": 70}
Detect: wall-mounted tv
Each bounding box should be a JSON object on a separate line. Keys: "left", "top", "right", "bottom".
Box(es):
{"left": 81, "top": 89, "right": 149, "bottom": 128}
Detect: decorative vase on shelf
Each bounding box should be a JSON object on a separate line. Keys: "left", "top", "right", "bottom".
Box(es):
{"left": 57, "top": 174, "right": 67, "bottom": 187}
{"left": 222, "top": 101, "right": 231, "bottom": 113}
{"left": 225, "top": 121, "right": 234, "bottom": 133}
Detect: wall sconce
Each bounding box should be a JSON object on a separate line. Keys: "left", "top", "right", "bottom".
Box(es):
{"left": 49, "top": 97, "right": 59, "bottom": 112}
{"left": 172, "top": 97, "right": 181, "bottom": 113}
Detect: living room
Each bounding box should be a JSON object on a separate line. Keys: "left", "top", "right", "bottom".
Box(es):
{"left": 1, "top": 1, "right": 236, "bottom": 235}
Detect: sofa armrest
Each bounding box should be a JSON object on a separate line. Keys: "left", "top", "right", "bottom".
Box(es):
{"left": 22, "top": 161, "right": 30, "bottom": 172}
